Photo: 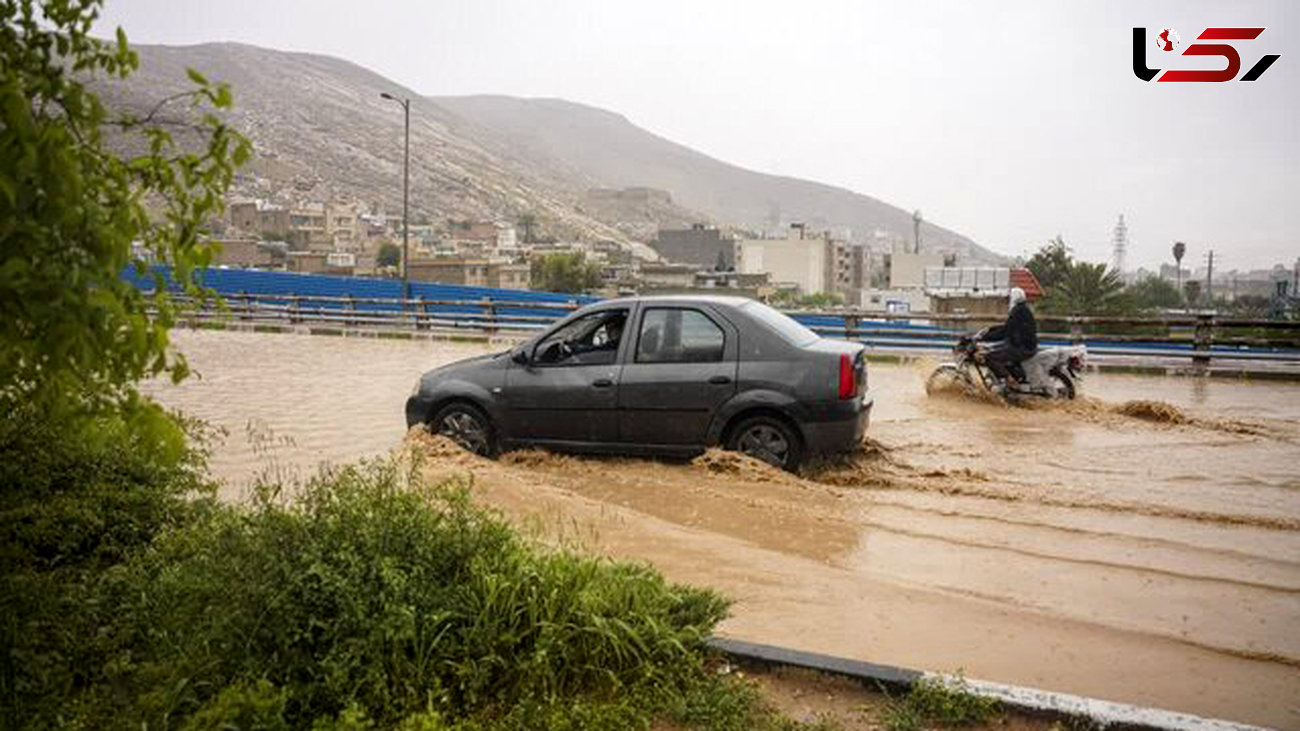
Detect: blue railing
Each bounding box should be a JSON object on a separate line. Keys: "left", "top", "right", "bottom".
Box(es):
{"left": 126, "top": 267, "right": 1300, "bottom": 366}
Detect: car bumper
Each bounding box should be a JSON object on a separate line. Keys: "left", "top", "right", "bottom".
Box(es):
{"left": 800, "top": 391, "right": 873, "bottom": 454}
{"left": 405, "top": 395, "right": 433, "bottom": 429}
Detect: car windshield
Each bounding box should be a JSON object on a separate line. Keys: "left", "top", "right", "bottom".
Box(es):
{"left": 740, "top": 301, "right": 818, "bottom": 346}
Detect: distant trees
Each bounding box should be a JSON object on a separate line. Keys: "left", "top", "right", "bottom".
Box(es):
{"left": 770, "top": 291, "right": 844, "bottom": 309}
{"left": 517, "top": 212, "right": 538, "bottom": 244}
{"left": 1024, "top": 235, "right": 1072, "bottom": 293}
{"left": 1029, "top": 238, "right": 1164, "bottom": 314}
{"left": 530, "top": 252, "right": 601, "bottom": 293}
{"left": 376, "top": 242, "right": 401, "bottom": 269}
{"left": 1050, "top": 261, "right": 1128, "bottom": 315}
{"left": 1127, "top": 275, "right": 1183, "bottom": 311}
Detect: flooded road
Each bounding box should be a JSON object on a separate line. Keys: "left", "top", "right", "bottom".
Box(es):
{"left": 145, "top": 328, "right": 1300, "bottom": 729}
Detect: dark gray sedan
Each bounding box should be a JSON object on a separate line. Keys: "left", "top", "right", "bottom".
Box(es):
{"left": 405, "top": 295, "right": 871, "bottom": 470}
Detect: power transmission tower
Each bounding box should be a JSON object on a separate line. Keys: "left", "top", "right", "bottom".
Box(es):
{"left": 1111, "top": 214, "right": 1128, "bottom": 275}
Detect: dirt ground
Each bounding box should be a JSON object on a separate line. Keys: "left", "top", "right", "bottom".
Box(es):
{"left": 734, "top": 665, "right": 1054, "bottom": 731}
{"left": 146, "top": 330, "right": 1300, "bottom": 729}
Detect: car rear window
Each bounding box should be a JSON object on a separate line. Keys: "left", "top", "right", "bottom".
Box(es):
{"left": 740, "top": 301, "right": 819, "bottom": 346}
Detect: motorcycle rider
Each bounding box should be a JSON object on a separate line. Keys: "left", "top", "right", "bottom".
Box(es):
{"left": 980, "top": 287, "right": 1037, "bottom": 384}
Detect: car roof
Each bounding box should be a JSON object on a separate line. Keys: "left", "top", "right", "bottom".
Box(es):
{"left": 593, "top": 294, "right": 755, "bottom": 309}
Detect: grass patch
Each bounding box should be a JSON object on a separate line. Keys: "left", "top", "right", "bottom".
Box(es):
{"left": 883, "top": 676, "right": 1000, "bottom": 731}
{"left": 194, "top": 320, "right": 230, "bottom": 331}
{"left": 377, "top": 331, "right": 415, "bottom": 340}
{"left": 254, "top": 323, "right": 288, "bottom": 334}
{"left": 310, "top": 327, "right": 345, "bottom": 336}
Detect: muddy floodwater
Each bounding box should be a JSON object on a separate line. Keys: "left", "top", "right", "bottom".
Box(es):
{"left": 143, "top": 328, "right": 1300, "bottom": 729}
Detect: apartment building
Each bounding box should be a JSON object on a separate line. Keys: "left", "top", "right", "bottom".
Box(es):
{"left": 653, "top": 224, "right": 735, "bottom": 268}
{"left": 407, "top": 258, "right": 531, "bottom": 289}
{"left": 734, "top": 225, "right": 833, "bottom": 295}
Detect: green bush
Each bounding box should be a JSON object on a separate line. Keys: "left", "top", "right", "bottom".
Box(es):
{"left": 0, "top": 404, "right": 218, "bottom": 725}
{"left": 61, "top": 459, "right": 739, "bottom": 728}
{"left": 884, "top": 676, "right": 1000, "bottom": 731}
{"left": 1, "top": 408, "right": 820, "bottom": 730}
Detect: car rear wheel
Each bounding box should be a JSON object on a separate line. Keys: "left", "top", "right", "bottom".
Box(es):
{"left": 727, "top": 416, "right": 802, "bottom": 472}
{"left": 430, "top": 402, "right": 497, "bottom": 457}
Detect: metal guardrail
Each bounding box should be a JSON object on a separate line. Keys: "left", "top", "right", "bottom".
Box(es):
{"left": 155, "top": 292, "right": 1300, "bottom": 369}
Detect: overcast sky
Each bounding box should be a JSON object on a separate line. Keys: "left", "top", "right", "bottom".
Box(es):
{"left": 96, "top": 0, "right": 1296, "bottom": 271}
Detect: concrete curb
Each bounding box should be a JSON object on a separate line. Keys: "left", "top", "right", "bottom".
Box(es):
{"left": 704, "top": 638, "right": 1271, "bottom": 731}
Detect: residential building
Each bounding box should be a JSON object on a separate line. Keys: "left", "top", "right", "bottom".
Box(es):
{"left": 491, "top": 262, "right": 531, "bottom": 290}
{"left": 858, "top": 289, "right": 932, "bottom": 314}
{"left": 407, "top": 258, "right": 531, "bottom": 289}
{"left": 638, "top": 263, "right": 697, "bottom": 289}
{"left": 287, "top": 250, "right": 354, "bottom": 276}
{"left": 888, "top": 252, "right": 946, "bottom": 289}
{"left": 924, "top": 267, "right": 1044, "bottom": 317}
{"left": 326, "top": 200, "right": 365, "bottom": 251}
{"left": 653, "top": 224, "right": 735, "bottom": 268}
{"left": 734, "top": 225, "right": 833, "bottom": 295}
{"left": 228, "top": 200, "right": 290, "bottom": 239}
{"left": 212, "top": 238, "right": 274, "bottom": 268}
{"left": 288, "top": 202, "right": 330, "bottom": 251}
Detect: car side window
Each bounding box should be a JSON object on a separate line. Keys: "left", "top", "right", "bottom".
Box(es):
{"left": 636, "top": 308, "right": 725, "bottom": 364}
{"left": 533, "top": 309, "right": 628, "bottom": 367}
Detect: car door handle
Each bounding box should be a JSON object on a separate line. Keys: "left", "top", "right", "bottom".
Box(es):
{"left": 708, "top": 375, "right": 732, "bottom": 385}
{"left": 592, "top": 378, "right": 614, "bottom": 388}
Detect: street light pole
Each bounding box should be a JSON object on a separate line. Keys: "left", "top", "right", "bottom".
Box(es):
{"left": 380, "top": 92, "right": 411, "bottom": 301}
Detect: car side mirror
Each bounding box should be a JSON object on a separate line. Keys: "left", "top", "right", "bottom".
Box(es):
{"left": 511, "top": 347, "right": 531, "bottom": 365}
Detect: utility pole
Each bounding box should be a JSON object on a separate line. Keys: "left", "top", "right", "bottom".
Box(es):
{"left": 1204, "top": 250, "right": 1214, "bottom": 308}
{"left": 1172, "top": 241, "right": 1186, "bottom": 309}
{"left": 379, "top": 92, "right": 411, "bottom": 300}
{"left": 911, "top": 210, "right": 922, "bottom": 254}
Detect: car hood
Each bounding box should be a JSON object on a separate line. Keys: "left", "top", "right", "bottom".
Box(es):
{"left": 423, "top": 350, "right": 508, "bottom": 380}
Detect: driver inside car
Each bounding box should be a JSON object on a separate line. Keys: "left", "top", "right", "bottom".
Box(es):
{"left": 536, "top": 311, "right": 626, "bottom": 365}
{"left": 568, "top": 313, "right": 624, "bottom": 360}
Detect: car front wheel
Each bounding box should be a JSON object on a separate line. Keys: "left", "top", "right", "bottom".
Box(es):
{"left": 727, "top": 416, "right": 802, "bottom": 472}
{"left": 430, "top": 402, "right": 497, "bottom": 457}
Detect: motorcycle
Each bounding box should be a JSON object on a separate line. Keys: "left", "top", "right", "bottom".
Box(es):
{"left": 926, "top": 328, "right": 1086, "bottom": 401}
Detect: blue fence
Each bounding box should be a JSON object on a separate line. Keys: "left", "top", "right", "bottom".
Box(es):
{"left": 126, "top": 267, "right": 1300, "bottom": 365}
{"left": 125, "top": 267, "right": 599, "bottom": 326}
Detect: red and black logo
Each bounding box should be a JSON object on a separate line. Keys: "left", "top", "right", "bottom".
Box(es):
{"left": 1133, "top": 27, "right": 1280, "bottom": 82}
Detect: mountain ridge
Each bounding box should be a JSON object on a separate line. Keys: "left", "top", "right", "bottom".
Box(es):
{"left": 101, "top": 41, "right": 1005, "bottom": 263}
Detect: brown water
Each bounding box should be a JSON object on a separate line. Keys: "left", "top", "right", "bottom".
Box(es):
{"left": 144, "top": 329, "right": 1300, "bottom": 729}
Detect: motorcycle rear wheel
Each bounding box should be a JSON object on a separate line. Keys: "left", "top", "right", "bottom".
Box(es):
{"left": 1050, "top": 369, "right": 1076, "bottom": 400}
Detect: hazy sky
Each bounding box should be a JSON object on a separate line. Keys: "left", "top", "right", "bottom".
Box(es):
{"left": 96, "top": 0, "right": 1296, "bottom": 271}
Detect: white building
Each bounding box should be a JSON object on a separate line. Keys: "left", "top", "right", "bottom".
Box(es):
{"left": 734, "top": 230, "right": 831, "bottom": 295}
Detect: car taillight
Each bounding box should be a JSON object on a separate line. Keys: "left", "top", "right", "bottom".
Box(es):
{"left": 838, "top": 353, "right": 858, "bottom": 400}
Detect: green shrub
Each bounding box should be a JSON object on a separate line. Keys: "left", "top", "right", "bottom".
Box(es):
{"left": 2, "top": 412, "right": 822, "bottom": 730}
{"left": 0, "top": 404, "right": 218, "bottom": 725}
{"left": 70, "top": 459, "right": 737, "bottom": 727}
{"left": 885, "top": 676, "right": 1000, "bottom": 731}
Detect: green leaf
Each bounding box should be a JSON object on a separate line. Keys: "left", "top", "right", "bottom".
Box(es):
{"left": 186, "top": 67, "right": 208, "bottom": 85}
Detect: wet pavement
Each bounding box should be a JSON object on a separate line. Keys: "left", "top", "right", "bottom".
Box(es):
{"left": 144, "top": 329, "right": 1300, "bottom": 729}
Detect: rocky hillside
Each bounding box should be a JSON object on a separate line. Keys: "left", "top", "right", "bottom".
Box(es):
{"left": 438, "top": 95, "right": 1004, "bottom": 263}
{"left": 100, "top": 42, "right": 1003, "bottom": 262}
